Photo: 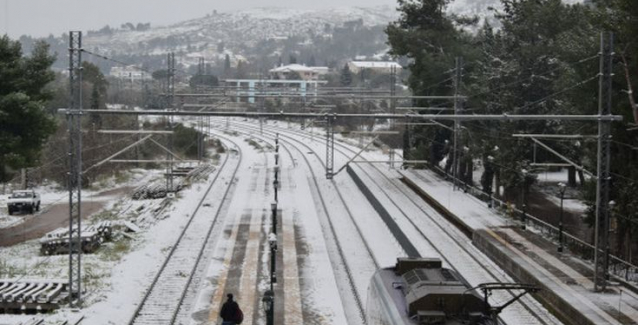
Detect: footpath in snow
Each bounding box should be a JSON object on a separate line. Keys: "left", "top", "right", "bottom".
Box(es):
{"left": 401, "top": 168, "right": 638, "bottom": 325}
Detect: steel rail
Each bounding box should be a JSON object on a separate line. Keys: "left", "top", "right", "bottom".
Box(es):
{"left": 232, "top": 119, "right": 558, "bottom": 325}
{"left": 128, "top": 139, "right": 242, "bottom": 325}
{"left": 169, "top": 134, "right": 244, "bottom": 325}
{"left": 347, "top": 152, "right": 555, "bottom": 325}
{"left": 216, "top": 120, "right": 377, "bottom": 325}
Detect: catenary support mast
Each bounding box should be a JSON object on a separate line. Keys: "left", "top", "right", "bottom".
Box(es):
{"left": 326, "top": 115, "right": 335, "bottom": 179}
{"left": 594, "top": 32, "right": 614, "bottom": 292}
{"left": 166, "top": 52, "right": 176, "bottom": 193}
{"left": 452, "top": 57, "right": 463, "bottom": 189}
{"left": 67, "top": 31, "right": 83, "bottom": 305}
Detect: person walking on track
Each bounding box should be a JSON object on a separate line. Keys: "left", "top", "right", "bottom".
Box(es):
{"left": 220, "top": 293, "right": 244, "bottom": 325}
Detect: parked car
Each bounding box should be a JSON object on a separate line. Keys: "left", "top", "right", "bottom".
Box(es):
{"left": 7, "top": 190, "right": 41, "bottom": 215}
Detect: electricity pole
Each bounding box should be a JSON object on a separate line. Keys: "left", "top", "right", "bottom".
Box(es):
{"left": 326, "top": 115, "right": 335, "bottom": 179}
{"left": 67, "top": 31, "right": 83, "bottom": 305}
{"left": 197, "top": 57, "right": 205, "bottom": 161}
{"left": 166, "top": 52, "right": 175, "bottom": 193}
{"left": 389, "top": 65, "right": 397, "bottom": 168}
{"left": 594, "top": 32, "right": 613, "bottom": 292}
{"left": 452, "top": 57, "right": 463, "bottom": 189}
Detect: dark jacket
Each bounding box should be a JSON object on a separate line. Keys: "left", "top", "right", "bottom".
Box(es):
{"left": 220, "top": 300, "right": 240, "bottom": 322}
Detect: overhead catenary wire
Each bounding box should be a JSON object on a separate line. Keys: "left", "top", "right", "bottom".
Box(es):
{"left": 363, "top": 54, "right": 600, "bottom": 113}
{"left": 71, "top": 50, "right": 632, "bottom": 183}
{"left": 82, "top": 49, "right": 154, "bottom": 75}
{"left": 82, "top": 49, "right": 191, "bottom": 79}
{"left": 464, "top": 54, "right": 600, "bottom": 102}
{"left": 4, "top": 132, "right": 141, "bottom": 186}
{"left": 512, "top": 75, "right": 599, "bottom": 113}
{"left": 447, "top": 121, "right": 638, "bottom": 187}
{"left": 58, "top": 109, "right": 623, "bottom": 122}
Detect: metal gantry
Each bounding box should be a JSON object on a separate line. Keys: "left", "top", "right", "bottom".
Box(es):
{"left": 67, "top": 31, "right": 83, "bottom": 305}
{"left": 61, "top": 106, "right": 623, "bottom": 186}
{"left": 594, "top": 32, "right": 614, "bottom": 292}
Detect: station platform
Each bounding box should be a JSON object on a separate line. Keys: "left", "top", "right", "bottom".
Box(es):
{"left": 399, "top": 168, "right": 638, "bottom": 325}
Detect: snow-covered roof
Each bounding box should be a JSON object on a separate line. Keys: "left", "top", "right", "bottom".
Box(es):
{"left": 270, "top": 64, "right": 329, "bottom": 73}
{"left": 349, "top": 61, "right": 402, "bottom": 69}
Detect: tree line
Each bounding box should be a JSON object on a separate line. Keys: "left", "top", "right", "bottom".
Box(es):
{"left": 387, "top": 0, "right": 637, "bottom": 259}
{"left": 0, "top": 36, "right": 207, "bottom": 190}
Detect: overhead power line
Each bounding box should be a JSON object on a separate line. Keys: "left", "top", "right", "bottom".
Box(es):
{"left": 82, "top": 49, "right": 154, "bottom": 75}
{"left": 466, "top": 54, "right": 599, "bottom": 101}
{"left": 513, "top": 75, "right": 599, "bottom": 112}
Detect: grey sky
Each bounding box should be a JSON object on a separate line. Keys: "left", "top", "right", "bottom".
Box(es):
{"left": 1, "top": 0, "right": 397, "bottom": 38}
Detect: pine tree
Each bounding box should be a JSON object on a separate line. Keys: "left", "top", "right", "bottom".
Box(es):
{"left": 386, "top": 0, "right": 475, "bottom": 168}
{"left": 340, "top": 64, "right": 352, "bottom": 86}
{"left": 0, "top": 36, "right": 56, "bottom": 182}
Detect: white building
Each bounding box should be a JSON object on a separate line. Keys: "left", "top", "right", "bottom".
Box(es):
{"left": 269, "top": 64, "right": 329, "bottom": 81}
{"left": 110, "top": 66, "right": 152, "bottom": 82}
{"left": 347, "top": 61, "right": 402, "bottom": 74}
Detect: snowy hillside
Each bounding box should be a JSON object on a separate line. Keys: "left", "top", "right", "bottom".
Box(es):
{"left": 65, "top": 1, "right": 586, "bottom": 71}
{"left": 82, "top": 6, "right": 398, "bottom": 56}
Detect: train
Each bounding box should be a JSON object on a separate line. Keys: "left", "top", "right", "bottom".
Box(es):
{"left": 367, "top": 257, "right": 495, "bottom": 325}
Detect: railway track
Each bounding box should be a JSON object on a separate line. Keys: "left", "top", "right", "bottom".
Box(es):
{"left": 209, "top": 122, "right": 379, "bottom": 325}
{"left": 128, "top": 139, "right": 242, "bottom": 325}
{"left": 346, "top": 151, "right": 560, "bottom": 325}
{"left": 222, "top": 119, "right": 561, "bottom": 325}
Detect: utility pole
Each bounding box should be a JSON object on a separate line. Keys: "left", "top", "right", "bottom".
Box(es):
{"left": 259, "top": 70, "right": 264, "bottom": 135}
{"left": 166, "top": 52, "right": 175, "bottom": 194}
{"left": 594, "top": 32, "right": 613, "bottom": 292}
{"left": 391, "top": 65, "right": 397, "bottom": 115}
{"left": 136, "top": 114, "right": 140, "bottom": 168}
{"left": 452, "top": 57, "right": 463, "bottom": 189}
{"left": 67, "top": 31, "right": 83, "bottom": 305}
{"left": 326, "top": 115, "right": 335, "bottom": 179}
{"left": 389, "top": 65, "right": 397, "bottom": 168}
{"left": 197, "top": 58, "right": 205, "bottom": 161}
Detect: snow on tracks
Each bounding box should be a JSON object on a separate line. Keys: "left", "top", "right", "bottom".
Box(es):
{"left": 129, "top": 139, "right": 242, "bottom": 325}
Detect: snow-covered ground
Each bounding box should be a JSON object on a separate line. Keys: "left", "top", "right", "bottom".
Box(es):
{"left": 2, "top": 117, "right": 579, "bottom": 325}
{"left": 0, "top": 184, "right": 66, "bottom": 229}
{"left": 0, "top": 169, "right": 154, "bottom": 230}
{"left": 204, "top": 118, "right": 561, "bottom": 325}
{"left": 0, "top": 160, "right": 220, "bottom": 324}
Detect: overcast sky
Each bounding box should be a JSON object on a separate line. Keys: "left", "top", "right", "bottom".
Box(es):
{"left": 1, "top": 0, "right": 397, "bottom": 38}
